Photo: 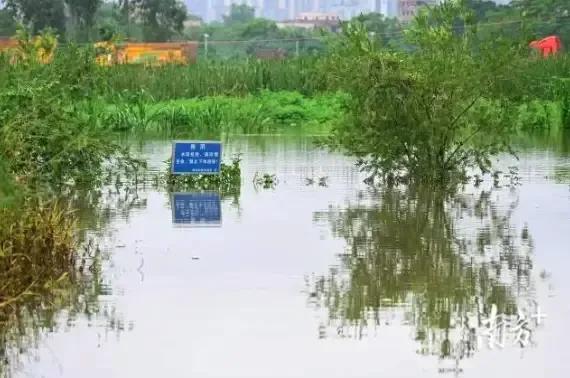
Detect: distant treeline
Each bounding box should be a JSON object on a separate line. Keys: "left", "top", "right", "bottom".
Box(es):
{"left": 0, "top": 1, "right": 567, "bottom": 49}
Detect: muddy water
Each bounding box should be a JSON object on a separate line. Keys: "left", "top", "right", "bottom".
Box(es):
{"left": 8, "top": 136, "right": 570, "bottom": 378}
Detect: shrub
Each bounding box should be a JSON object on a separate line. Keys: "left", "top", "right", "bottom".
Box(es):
{"left": 320, "top": 2, "right": 524, "bottom": 184}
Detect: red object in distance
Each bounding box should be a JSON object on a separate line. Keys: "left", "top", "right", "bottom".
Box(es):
{"left": 529, "top": 36, "right": 563, "bottom": 57}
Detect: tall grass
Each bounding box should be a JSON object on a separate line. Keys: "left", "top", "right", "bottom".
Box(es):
{"left": 98, "top": 58, "right": 325, "bottom": 101}
{"left": 0, "top": 202, "right": 77, "bottom": 301}
{"left": 0, "top": 197, "right": 124, "bottom": 376}
{"left": 98, "top": 91, "right": 346, "bottom": 135}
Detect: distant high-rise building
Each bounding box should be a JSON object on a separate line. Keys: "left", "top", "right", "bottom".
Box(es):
{"left": 398, "top": 0, "right": 416, "bottom": 21}
{"left": 187, "top": 0, "right": 504, "bottom": 24}
{"left": 187, "top": 0, "right": 446, "bottom": 23}
{"left": 211, "top": 0, "right": 227, "bottom": 21}
{"left": 262, "top": 0, "right": 290, "bottom": 20}
{"left": 185, "top": 0, "right": 208, "bottom": 21}
{"left": 385, "top": 0, "right": 399, "bottom": 17}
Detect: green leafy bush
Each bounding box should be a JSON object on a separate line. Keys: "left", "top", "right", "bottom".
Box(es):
{"left": 516, "top": 101, "right": 554, "bottom": 131}
{"left": 320, "top": 2, "right": 525, "bottom": 184}
{"left": 164, "top": 156, "right": 242, "bottom": 194}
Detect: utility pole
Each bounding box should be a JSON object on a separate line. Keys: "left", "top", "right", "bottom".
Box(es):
{"left": 204, "top": 34, "right": 210, "bottom": 59}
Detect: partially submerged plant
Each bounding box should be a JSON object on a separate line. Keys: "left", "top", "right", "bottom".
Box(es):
{"left": 104, "top": 91, "right": 162, "bottom": 132}
{"left": 305, "top": 176, "right": 329, "bottom": 187}
{"left": 253, "top": 172, "right": 278, "bottom": 189}
{"left": 164, "top": 156, "right": 242, "bottom": 193}
{"left": 0, "top": 200, "right": 77, "bottom": 308}
{"left": 320, "top": 1, "right": 524, "bottom": 185}
{"left": 0, "top": 63, "right": 142, "bottom": 187}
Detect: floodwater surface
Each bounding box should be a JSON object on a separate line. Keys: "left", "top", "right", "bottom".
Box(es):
{"left": 4, "top": 135, "right": 570, "bottom": 378}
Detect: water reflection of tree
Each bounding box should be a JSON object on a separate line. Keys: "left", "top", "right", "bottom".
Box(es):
{"left": 310, "top": 186, "right": 534, "bottom": 361}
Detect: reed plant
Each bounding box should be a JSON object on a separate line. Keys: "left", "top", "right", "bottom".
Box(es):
{"left": 100, "top": 91, "right": 345, "bottom": 135}
{"left": 98, "top": 58, "right": 325, "bottom": 101}
{"left": 0, "top": 201, "right": 77, "bottom": 307}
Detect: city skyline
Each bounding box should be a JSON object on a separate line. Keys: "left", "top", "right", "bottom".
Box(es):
{"left": 186, "top": 0, "right": 512, "bottom": 22}
{"left": 186, "top": 0, "right": 398, "bottom": 22}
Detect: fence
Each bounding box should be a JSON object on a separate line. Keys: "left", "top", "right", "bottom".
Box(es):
{"left": 0, "top": 37, "right": 328, "bottom": 64}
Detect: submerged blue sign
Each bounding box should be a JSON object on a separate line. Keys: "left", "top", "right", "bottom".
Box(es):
{"left": 172, "top": 192, "right": 222, "bottom": 226}
{"left": 171, "top": 141, "right": 222, "bottom": 175}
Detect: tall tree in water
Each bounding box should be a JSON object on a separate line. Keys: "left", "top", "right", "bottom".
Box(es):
{"left": 5, "top": 0, "right": 66, "bottom": 34}
{"left": 320, "top": 1, "right": 524, "bottom": 184}
{"left": 65, "top": 0, "right": 102, "bottom": 41}
{"left": 132, "top": 0, "right": 187, "bottom": 41}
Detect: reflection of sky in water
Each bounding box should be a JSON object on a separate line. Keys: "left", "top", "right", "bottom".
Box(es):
{"left": 10, "top": 136, "right": 570, "bottom": 378}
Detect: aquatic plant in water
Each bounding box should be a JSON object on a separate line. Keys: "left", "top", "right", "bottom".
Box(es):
{"left": 164, "top": 156, "right": 241, "bottom": 193}
{"left": 0, "top": 201, "right": 77, "bottom": 308}
{"left": 253, "top": 172, "right": 278, "bottom": 189}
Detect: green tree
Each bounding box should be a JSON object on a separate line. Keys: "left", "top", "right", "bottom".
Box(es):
{"left": 0, "top": 8, "right": 17, "bottom": 36}
{"left": 5, "top": 0, "right": 66, "bottom": 34}
{"left": 132, "top": 0, "right": 187, "bottom": 41}
{"left": 65, "top": 0, "right": 101, "bottom": 41}
{"left": 465, "top": 0, "right": 503, "bottom": 21}
{"left": 321, "top": 1, "right": 524, "bottom": 185}
{"left": 223, "top": 3, "right": 255, "bottom": 25}
{"left": 351, "top": 12, "right": 404, "bottom": 48}
{"left": 241, "top": 18, "right": 279, "bottom": 39}
{"left": 514, "top": 0, "right": 570, "bottom": 43}
{"left": 187, "top": 12, "right": 325, "bottom": 59}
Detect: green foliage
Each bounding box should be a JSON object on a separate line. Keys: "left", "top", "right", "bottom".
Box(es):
{"left": 351, "top": 12, "right": 404, "bottom": 48}
{"left": 516, "top": 100, "right": 555, "bottom": 131}
{"left": 5, "top": 0, "right": 66, "bottom": 34}
{"left": 0, "top": 46, "right": 140, "bottom": 188}
{"left": 0, "top": 161, "right": 18, "bottom": 207}
{"left": 562, "top": 95, "right": 570, "bottom": 129}
{"left": 100, "top": 91, "right": 345, "bottom": 135}
{"left": 321, "top": 1, "right": 525, "bottom": 184}
{"left": 189, "top": 12, "right": 326, "bottom": 59}
{"left": 0, "top": 189, "right": 123, "bottom": 375}
{"left": 65, "top": 0, "right": 102, "bottom": 41}
{"left": 104, "top": 92, "right": 161, "bottom": 132}
{"left": 155, "top": 104, "right": 226, "bottom": 135}
{"left": 0, "top": 8, "right": 17, "bottom": 36}
{"left": 514, "top": 0, "right": 570, "bottom": 43}
{"left": 559, "top": 79, "right": 570, "bottom": 129}
{"left": 133, "top": 0, "right": 187, "bottom": 41}
{"left": 97, "top": 58, "right": 324, "bottom": 100}
{"left": 253, "top": 172, "right": 278, "bottom": 189}
{"left": 0, "top": 201, "right": 77, "bottom": 293}
{"left": 223, "top": 4, "right": 255, "bottom": 26}
{"left": 165, "top": 156, "right": 241, "bottom": 194}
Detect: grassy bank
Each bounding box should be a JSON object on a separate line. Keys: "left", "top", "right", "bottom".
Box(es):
{"left": 100, "top": 91, "right": 347, "bottom": 135}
